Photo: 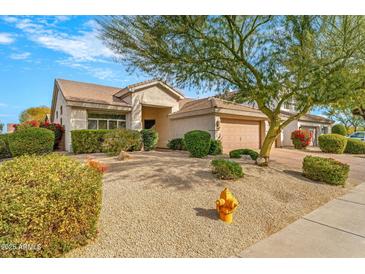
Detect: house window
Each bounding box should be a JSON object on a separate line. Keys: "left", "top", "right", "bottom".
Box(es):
{"left": 60, "top": 106, "right": 63, "bottom": 115}
{"left": 56, "top": 111, "right": 58, "bottom": 119}
{"left": 87, "top": 113, "right": 126, "bottom": 130}
{"left": 60, "top": 118, "right": 63, "bottom": 126}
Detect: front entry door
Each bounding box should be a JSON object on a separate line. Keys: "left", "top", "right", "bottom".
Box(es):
{"left": 144, "top": 119, "right": 156, "bottom": 129}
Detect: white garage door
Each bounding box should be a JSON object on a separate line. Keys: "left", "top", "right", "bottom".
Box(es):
{"left": 220, "top": 118, "right": 261, "bottom": 152}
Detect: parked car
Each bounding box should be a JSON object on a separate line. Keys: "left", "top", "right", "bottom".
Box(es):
{"left": 347, "top": 131, "right": 365, "bottom": 141}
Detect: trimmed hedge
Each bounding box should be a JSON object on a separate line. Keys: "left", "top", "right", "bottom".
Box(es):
{"left": 302, "top": 156, "right": 349, "bottom": 186}
{"left": 184, "top": 130, "right": 211, "bottom": 158}
{"left": 211, "top": 159, "right": 244, "bottom": 180}
{"left": 8, "top": 128, "right": 54, "bottom": 157}
{"left": 167, "top": 138, "right": 186, "bottom": 150}
{"left": 0, "top": 134, "right": 11, "bottom": 159}
{"left": 209, "top": 139, "right": 223, "bottom": 155}
{"left": 102, "top": 129, "right": 142, "bottom": 155}
{"left": 345, "top": 139, "right": 365, "bottom": 154}
{"left": 141, "top": 129, "right": 158, "bottom": 151}
{"left": 71, "top": 130, "right": 110, "bottom": 154}
{"left": 318, "top": 134, "right": 348, "bottom": 154}
{"left": 229, "top": 148, "right": 259, "bottom": 160}
{"left": 331, "top": 124, "right": 347, "bottom": 136}
{"left": 0, "top": 154, "right": 103, "bottom": 257}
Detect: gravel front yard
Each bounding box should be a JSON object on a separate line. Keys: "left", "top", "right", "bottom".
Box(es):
{"left": 67, "top": 150, "right": 354, "bottom": 258}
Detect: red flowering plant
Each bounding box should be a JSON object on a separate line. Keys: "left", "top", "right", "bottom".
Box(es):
{"left": 291, "top": 129, "right": 313, "bottom": 149}
{"left": 85, "top": 157, "right": 108, "bottom": 173}
{"left": 14, "top": 120, "right": 40, "bottom": 131}
{"left": 40, "top": 122, "right": 65, "bottom": 150}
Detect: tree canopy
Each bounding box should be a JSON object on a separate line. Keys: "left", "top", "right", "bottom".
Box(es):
{"left": 19, "top": 106, "right": 50, "bottom": 123}
{"left": 99, "top": 16, "right": 365, "bottom": 163}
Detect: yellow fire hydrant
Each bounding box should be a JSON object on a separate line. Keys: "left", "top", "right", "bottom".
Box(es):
{"left": 216, "top": 188, "right": 238, "bottom": 224}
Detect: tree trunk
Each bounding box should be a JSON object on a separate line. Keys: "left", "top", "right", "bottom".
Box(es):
{"left": 257, "top": 121, "right": 281, "bottom": 166}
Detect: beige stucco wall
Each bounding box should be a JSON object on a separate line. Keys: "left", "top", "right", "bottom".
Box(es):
{"left": 128, "top": 85, "right": 181, "bottom": 131}
{"left": 169, "top": 114, "right": 216, "bottom": 140}
{"left": 53, "top": 87, "right": 71, "bottom": 151}
{"left": 282, "top": 120, "right": 298, "bottom": 147}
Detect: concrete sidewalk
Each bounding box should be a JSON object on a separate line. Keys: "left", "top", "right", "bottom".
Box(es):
{"left": 239, "top": 183, "right": 365, "bottom": 258}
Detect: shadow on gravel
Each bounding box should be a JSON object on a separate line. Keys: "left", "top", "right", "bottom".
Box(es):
{"left": 194, "top": 208, "right": 219, "bottom": 221}
{"left": 283, "top": 169, "right": 326, "bottom": 185}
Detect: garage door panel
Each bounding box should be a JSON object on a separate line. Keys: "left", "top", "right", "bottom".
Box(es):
{"left": 220, "top": 118, "right": 260, "bottom": 152}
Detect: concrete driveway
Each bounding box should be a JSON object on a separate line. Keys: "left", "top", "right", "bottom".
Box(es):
{"left": 239, "top": 147, "right": 365, "bottom": 258}
{"left": 269, "top": 147, "right": 365, "bottom": 185}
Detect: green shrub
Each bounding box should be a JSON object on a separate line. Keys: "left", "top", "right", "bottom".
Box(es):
{"left": 184, "top": 130, "right": 211, "bottom": 158}
{"left": 0, "top": 134, "right": 11, "bottom": 159}
{"left": 102, "top": 129, "right": 142, "bottom": 155}
{"left": 167, "top": 138, "right": 186, "bottom": 150}
{"left": 345, "top": 139, "right": 365, "bottom": 154}
{"left": 211, "top": 159, "right": 244, "bottom": 180}
{"left": 229, "top": 148, "right": 259, "bottom": 160}
{"left": 318, "top": 134, "right": 348, "bottom": 154}
{"left": 302, "top": 156, "right": 349, "bottom": 186}
{"left": 209, "top": 139, "right": 223, "bottom": 155}
{"left": 71, "top": 130, "right": 110, "bottom": 154}
{"left": 8, "top": 128, "right": 54, "bottom": 157}
{"left": 0, "top": 154, "right": 103, "bottom": 257}
{"left": 331, "top": 124, "right": 347, "bottom": 136}
{"left": 141, "top": 129, "right": 158, "bottom": 151}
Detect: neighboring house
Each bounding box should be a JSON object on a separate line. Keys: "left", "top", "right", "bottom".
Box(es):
{"left": 50, "top": 78, "right": 332, "bottom": 152}
{"left": 7, "top": 123, "right": 16, "bottom": 133}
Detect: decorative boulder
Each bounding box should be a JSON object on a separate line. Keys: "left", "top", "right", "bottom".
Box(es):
{"left": 117, "top": 150, "right": 131, "bottom": 161}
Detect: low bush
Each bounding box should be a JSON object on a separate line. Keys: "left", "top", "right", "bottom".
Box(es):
{"left": 345, "top": 139, "right": 365, "bottom": 154}
{"left": 71, "top": 130, "right": 110, "bottom": 154}
{"left": 0, "top": 134, "right": 11, "bottom": 159}
{"left": 141, "top": 129, "right": 158, "bottom": 151}
{"left": 229, "top": 148, "right": 259, "bottom": 160}
{"left": 167, "top": 138, "right": 186, "bottom": 150}
{"left": 40, "top": 122, "right": 64, "bottom": 150}
{"left": 331, "top": 124, "right": 347, "bottom": 136}
{"left": 184, "top": 130, "right": 211, "bottom": 158}
{"left": 318, "top": 134, "right": 348, "bottom": 154}
{"left": 209, "top": 139, "right": 223, "bottom": 155}
{"left": 211, "top": 159, "right": 244, "bottom": 180}
{"left": 302, "top": 155, "right": 349, "bottom": 186}
{"left": 0, "top": 154, "right": 103, "bottom": 257}
{"left": 291, "top": 129, "right": 312, "bottom": 149}
{"left": 102, "top": 129, "right": 142, "bottom": 155}
{"left": 8, "top": 128, "right": 54, "bottom": 157}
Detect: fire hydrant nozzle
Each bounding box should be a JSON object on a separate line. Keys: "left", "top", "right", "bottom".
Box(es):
{"left": 216, "top": 188, "right": 238, "bottom": 224}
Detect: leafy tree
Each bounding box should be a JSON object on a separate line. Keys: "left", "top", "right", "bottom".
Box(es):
{"left": 19, "top": 106, "right": 50, "bottom": 123}
{"left": 99, "top": 16, "right": 365, "bottom": 165}
{"left": 324, "top": 107, "right": 365, "bottom": 132}
{"left": 0, "top": 122, "right": 3, "bottom": 134}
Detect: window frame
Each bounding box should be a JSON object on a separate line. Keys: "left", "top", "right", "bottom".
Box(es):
{"left": 87, "top": 113, "right": 126, "bottom": 130}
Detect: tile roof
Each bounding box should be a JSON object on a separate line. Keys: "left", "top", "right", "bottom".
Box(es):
{"left": 173, "top": 97, "right": 263, "bottom": 115}
{"left": 280, "top": 110, "right": 333, "bottom": 124}
{"left": 56, "top": 79, "right": 130, "bottom": 107}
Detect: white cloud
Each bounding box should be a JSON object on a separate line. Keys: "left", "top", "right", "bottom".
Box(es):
{"left": 11, "top": 17, "right": 114, "bottom": 62}
{"left": 4, "top": 17, "right": 120, "bottom": 81}
{"left": 0, "top": 33, "right": 15, "bottom": 44}
{"left": 0, "top": 103, "right": 8, "bottom": 107}
{"left": 57, "top": 58, "right": 122, "bottom": 82}
{"left": 10, "top": 52, "right": 31, "bottom": 60}
{"left": 2, "top": 16, "right": 18, "bottom": 23}
{"left": 0, "top": 114, "right": 11, "bottom": 117}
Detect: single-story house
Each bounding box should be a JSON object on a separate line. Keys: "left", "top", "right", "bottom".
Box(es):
{"left": 50, "top": 78, "right": 333, "bottom": 152}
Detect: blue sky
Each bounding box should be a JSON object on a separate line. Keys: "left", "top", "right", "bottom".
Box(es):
{"left": 0, "top": 15, "right": 208, "bottom": 129}
{"left": 0, "top": 15, "right": 323, "bottom": 130}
